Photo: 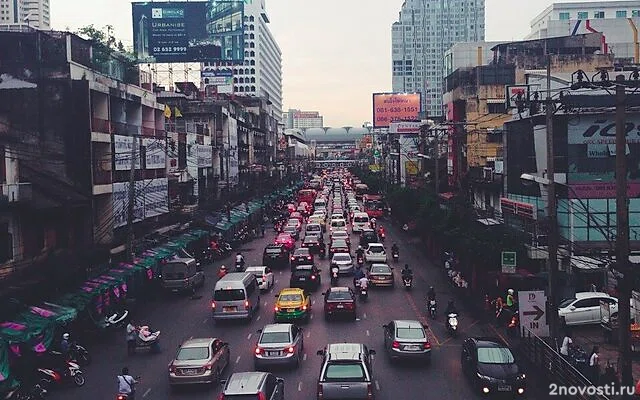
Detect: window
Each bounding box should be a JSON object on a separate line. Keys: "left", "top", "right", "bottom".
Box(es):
{"left": 396, "top": 328, "right": 426, "bottom": 339}
{"left": 559, "top": 12, "right": 570, "bottom": 20}
{"left": 324, "top": 364, "right": 365, "bottom": 381}
{"left": 249, "top": 16, "right": 254, "bottom": 22}
{"left": 477, "top": 347, "right": 515, "bottom": 364}
{"left": 594, "top": 11, "right": 605, "bottom": 18}
{"left": 249, "top": 24, "right": 254, "bottom": 30}
{"left": 633, "top": 10, "right": 640, "bottom": 17}
{"left": 250, "top": 51, "right": 255, "bottom": 57}
{"left": 616, "top": 10, "right": 627, "bottom": 18}
{"left": 176, "top": 346, "right": 209, "bottom": 360}
{"left": 259, "top": 331, "right": 291, "bottom": 344}
{"left": 250, "top": 68, "right": 255, "bottom": 74}
{"left": 250, "top": 60, "right": 255, "bottom": 65}
{"left": 249, "top": 42, "right": 255, "bottom": 48}
{"left": 238, "top": 77, "right": 244, "bottom": 83}
{"left": 244, "top": 51, "right": 249, "bottom": 58}
{"left": 577, "top": 11, "right": 588, "bottom": 19}
{"left": 250, "top": 77, "right": 255, "bottom": 83}
{"left": 250, "top": 86, "right": 255, "bottom": 92}
{"left": 213, "top": 289, "right": 245, "bottom": 301}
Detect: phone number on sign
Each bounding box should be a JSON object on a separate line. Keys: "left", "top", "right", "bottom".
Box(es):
{"left": 153, "top": 47, "right": 187, "bottom": 53}
{"left": 375, "top": 107, "right": 419, "bottom": 113}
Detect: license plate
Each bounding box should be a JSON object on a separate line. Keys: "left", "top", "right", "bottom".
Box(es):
{"left": 270, "top": 255, "right": 278, "bottom": 258}
{"left": 183, "top": 369, "right": 199, "bottom": 375}
{"left": 223, "top": 306, "right": 236, "bottom": 312}
{"left": 299, "top": 277, "right": 306, "bottom": 281}
{"left": 404, "top": 345, "right": 421, "bottom": 351}
{"left": 288, "top": 308, "right": 295, "bottom": 312}
{"left": 336, "top": 304, "right": 344, "bottom": 308}
{"left": 498, "top": 385, "right": 512, "bottom": 392}
{"left": 267, "top": 351, "right": 279, "bottom": 356}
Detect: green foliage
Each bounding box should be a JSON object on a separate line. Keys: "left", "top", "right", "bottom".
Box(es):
{"left": 75, "top": 25, "right": 136, "bottom": 69}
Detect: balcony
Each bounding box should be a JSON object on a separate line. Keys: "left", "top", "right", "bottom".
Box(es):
{"left": 91, "top": 117, "right": 111, "bottom": 134}
{"left": 0, "top": 183, "right": 32, "bottom": 203}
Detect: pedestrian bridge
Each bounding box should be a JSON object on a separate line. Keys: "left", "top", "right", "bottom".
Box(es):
{"left": 284, "top": 127, "right": 372, "bottom": 144}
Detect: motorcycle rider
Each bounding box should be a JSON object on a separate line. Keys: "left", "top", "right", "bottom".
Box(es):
{"left": 126, "top": 320, "right": 138, "bottom": 355}
{"left": 217, "top": 265, "right": 228, "bottom": 278}
{"left": 355, "top": 245, "right": 365, "bottom": 262}
{"left": 353, "top": 267, "right": 365, "bottom": 287}
{"left": 427, "top": 286, "right": 437, "bottom": 302}
{"left": 235, "top": 252, "right": 245, "bottom": 270}
{"left": 117, "top": 367, "right": 138, "bottom": 399}
{"left": 506, "top": 289, "right": 516, "bottom": 311}
{"left": 391, "top": 243, "right": 399, "bottom": 256}
{"left": 445, "top": 299, "right": 457, "bottom": 315}
{"left": 401, "top": 264, "right": 413, "bottom": 281}
{"left": 60, "top": 333, "right": 71, "bottom": 356}
{"left": 330, "top": 263, "right": 340, "bottom": 283}
{"left": 370, "top": 218, "right": 377, "bottom": 229}
{"left": 358, "top": 275, "right": 369, "bottom": 291}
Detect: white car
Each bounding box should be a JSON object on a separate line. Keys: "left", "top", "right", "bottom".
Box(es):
{"left": 558, "top": 292, "right": 618, "bottom": 326}
{"left": 331, "top": 253, "right": 354, "bottom": 275}
{"left": 245, "top": 266, "right": 275, "bottom": 291}
{"left": 365, "top": 243, "right": 387, "bottom": 263}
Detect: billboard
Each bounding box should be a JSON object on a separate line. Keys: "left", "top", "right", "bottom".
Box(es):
{"left": 567, "top": 113, "right": 640, "bottom": 198}
{"left": 372, "top": 93, "right": 421, "bottom": 128}
{"left": 132, "top": 1, "right": 245, "bottom": 63}
{"left": 202, "top": 66, "right": 234, "bottom": 94}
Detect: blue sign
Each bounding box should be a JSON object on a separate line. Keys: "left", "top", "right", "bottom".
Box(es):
{"left": 132, "top": 1, "right": 245, "bottom": 63}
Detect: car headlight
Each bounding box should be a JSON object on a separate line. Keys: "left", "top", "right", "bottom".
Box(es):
{"left": 516, "top": 373, "right": 526, "bottom": 380}
{"left": 477, "top": 373, "right": 494, "bottom": 381}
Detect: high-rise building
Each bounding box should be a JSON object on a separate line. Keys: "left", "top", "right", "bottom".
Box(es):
{"left": 283, "top": 109, "right": 323, "bottom": 129}
{"left": 391, "top": 0, "right": 485, "bottom": 117}
{"left": 526, "top": 1, "right": 640, "bottom": 62}
{"left": 203, "top": 0, "right": 283, "bottom": 122}
{"left": 0, "top": 0, "right": 50, "bottom": 30}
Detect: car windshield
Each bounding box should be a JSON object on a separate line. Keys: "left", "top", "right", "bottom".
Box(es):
{"left": 307, "top": 225, "right": 321, "bottom": 231}
{"left": 332, "top": 240, "right": 348, "bottom": 247}
{"left": 260, "top": 331, "right": 291, "bottom": 344}
{"left": 334, "top": 255, "right": 351, "bottom": 262}
{"left": 266, "top": 247, "right": 282, "bottom": 254}
{"left": 287, "top": 220, "right": 298, "bottom": 225}
{"left": 294, "top": 249, "right": 310, "bottom": 256}
{"left": 284, "top": 227, "right": 296, "bottom": 232}
{"left": 176, "top": 346, "right": 209, "bottom": 360}
{"left": 279, "top": 294, "right": 303, "bottom": 302}
{"left": 333, "top": 232, "right": 348, "bottom": 238}
{"left": 369, "top": 246, "right": 384, "bottom": 253}
{"left": 354, "top": 216, "right": 368, "bottom": 223}
{"left": 213, "top": 289, "right": 245, "bottom": 301}
{"left": 396, "top": 327, "right": 426, "bottom": 339}
{"left": 324, "top": 364, "right": 365, "bottom": 381}
{"left": 559, "top": 298, "right": 576, "bottom": 308}
{"left": 371, "top": 265, "right": 390, "bottom": 273}
{"left": 477, "top": 347, "right": 515, "bottom": 364}
{"left": 327, "top": 290, "right": 352, "bottom": 301}
{"left": 332, "top": 221, "right": 346, "bottom": 227}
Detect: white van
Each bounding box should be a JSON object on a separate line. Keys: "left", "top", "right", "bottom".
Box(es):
{"left": 330, "top": 218, "right": 348, "bottom": 233}
{"left": 314, "top": 198, "right": 327, "bottom": 211}
{"left": 212, "top": 272, "right": 260, "bottom": 322}
{"left": 352, "top": 212, "right": 370, "bottom": 233}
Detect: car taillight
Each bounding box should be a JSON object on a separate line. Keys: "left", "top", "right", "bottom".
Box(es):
{"left": 367, "top": 383, "right": 374, "bottom": 399}
{"left": 168, "top": 364, "right": 176, "bottom": 373}
{"left": 211, "top": 301, "right": 216, "bottom": 309}
{"left": 307, "top": 256, "right": 312, "bottom": 260}
{"left": 274, "top": 306, "right": 279, "bottom": 311}
{"left": 345, "top": 302, "right": 354, "bottom": 309}
{"left": 317, "top": 383, "right": 324, "bottom": 398}
{"left": 302, "top": 305, "right": 308, "bottom": 310}
{"left": 204, "top": 362, "right": 213, "bottom": 370}
{"left": 392, "top": 340, "right": 400, "bottom": 348}
{"left": 117, "top": 396, "right": 127, "bottom": 400}
{"left": 287, "top": 346, "right": 295, "bottom": 353}
{"left": 424, "top": 342, "right": 431, "bottom": 349}
{"left": 255, "top": 347, "right": 264, "bottom": 355}
{"left": 290, "top": 256, "right": 295, "bottom": 260}
{"left": 258, "top": 392, "right": 267, "bottom": 400}
{"left": 245, "top": 300, "right": 250, "bottom": 310}
{"left": 217, "top": 394, "right": 225, "bottom": 400}
{"left": 311, "top": 275, "right": 316, "bottom": 280}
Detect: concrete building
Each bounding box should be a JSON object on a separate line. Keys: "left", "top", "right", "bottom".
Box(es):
{"left": 203, "top": 0, "right": 283, "bottom": 123}
{"left": 444, "top": 41, "right": 505, "bottom": 77}
{"left": 391, "top": 0, "right": 485, "bottom": 118}
{"left": 0, "top": 0, "right": 50, "bottom": 30}
{"left": 282, "top": 109, "right": 324, "bottom": 129}
{"left": 526, "top": 1, "right": 640, "bottom": 63}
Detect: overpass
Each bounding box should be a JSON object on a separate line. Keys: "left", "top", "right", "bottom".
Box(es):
{"left": 283, "top": 127, "right": 373, "bottom": 144}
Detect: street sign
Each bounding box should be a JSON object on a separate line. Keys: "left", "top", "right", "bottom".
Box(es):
{"left": 374, "top": 149, "right": 380, "bottom": 157}
{"left": 501, "top": 251, "right": 517, "bottom": 274}
{"left": 518, "top": 290, "right": 549, "bottom": 337}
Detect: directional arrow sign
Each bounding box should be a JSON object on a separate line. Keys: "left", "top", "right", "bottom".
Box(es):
{"left": 523, "top": 305, "right": 544, "bottom": 321}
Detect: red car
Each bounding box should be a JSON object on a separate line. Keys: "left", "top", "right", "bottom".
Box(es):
{"left": 286, "top": 203, "right": 296, "bottom": 213}
{"left": 290, "top": 211, "right": 304, "bottom": 224}
{"left": 275, "top": 233, "right": 295, "bottom": 251}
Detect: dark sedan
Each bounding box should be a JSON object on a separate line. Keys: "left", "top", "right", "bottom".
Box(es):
{"left": 301, "top": 236, "right": 326, "bottom": 259}
{"left": 461, "top": 337, "right": 526, "bottom": 396}
{"left": 359, "top": 229, "right": 379, "bottom": 246}
{"left": 323, "top": 287, "right": 356, "bottom": 320}
{"left": 290, "top": 247, "right": 314, "bottom": 268}
{"left": 262, "top": 244, "right": 290, "bottom": 269}
{"left": 289, "top": 264, "right": 322, "bottom": 291}
{"left": 329, "top": 239, "right": 350, "bottom": 257}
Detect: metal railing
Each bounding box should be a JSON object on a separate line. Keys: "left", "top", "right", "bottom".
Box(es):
{"left": 519, "top": 327, "right": 611, "bottom": 400}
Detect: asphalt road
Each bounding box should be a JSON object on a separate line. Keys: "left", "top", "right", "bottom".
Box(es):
{"left": 49, "top": 210, "right": 546, "bottom": 399}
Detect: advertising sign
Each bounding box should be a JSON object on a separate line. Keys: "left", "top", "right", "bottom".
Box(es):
{"left": 227, "top": 117, "right": 239, "bottom": 183}
{"left": 518, "top": 290, "right": 549, "bottom": 337}
{"left": 114, "top": 135, "right": 141, "bottom": 171}
{"left": 197, "top": 144, "right": 213, "bottom": 167}
{"left": 398, "top": 134, "right": 419, "bottom": 186}
{"left": 112, "top": 181, "right": 144, "bottom": 228}
{"left": 501, "top": 251, "right": 517, "bottom": 274}
{"left": 389, "top": 121, "right": 422, "bottom": 135}
{"left": 143, "top": 138, "right": 166, "bottom": 170}
{"left": 132, "top": 1, "right": 245, "bottom": 63}
{"left": 567, "top": 113, "right": 640, "bottom": 198}
{"left": 143, "top": 178, "right": 169, "bottom": 218}
{"left": 202, "top": 66, "right": 234, "bottom": 94}
{"left": 372, "top": 93, "right": 421, "bottom": 128}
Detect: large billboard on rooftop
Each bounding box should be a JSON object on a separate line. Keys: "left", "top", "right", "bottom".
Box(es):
{"left": 372, "top": 92, "right": 421, "bottom": 128}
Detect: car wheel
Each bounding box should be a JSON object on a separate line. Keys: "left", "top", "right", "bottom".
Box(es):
{"left": 352, "top": 312, "right": 357, "bottom": 321}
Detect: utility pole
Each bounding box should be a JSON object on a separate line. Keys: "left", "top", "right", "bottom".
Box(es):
{"left": 434, "top": 137, "right": 440, "bottom": 194}
{"left": 126, "top": 136, "right": 138, "bottom": 262}
{"left": 545, "top": 55, "right": 559, "bottom": 341}
{"left": 614, "top": 73, "right": 632, "bottom": 391}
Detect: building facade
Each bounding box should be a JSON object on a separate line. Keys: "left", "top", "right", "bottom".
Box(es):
{"left": 0, "top": 0, "right": 49, "bottom": 30}
{"left": 526, "top": 1, "right": 640, "bottom": 63}
{"left": 203, "top": 0, "right": 283, "bottom": 123}
{"left": 391, "top": 0, "right": 485, "bottom": 118}
{"left": 282, "top": 109, "right": 324, "bottom": 129}
{"left": 444, "top": 41, "right": 505, "bottom": 77}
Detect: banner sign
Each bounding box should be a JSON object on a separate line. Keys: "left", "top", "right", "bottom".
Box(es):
{"left": 202, "top": 67, "right": 234, "bottom": 95}
{"left": 113, "top": 178, "right": 169, "bottom": 228}
{"left": 372, "top": 93, "right": 421, "bottom": 128}
{"left": 143, "top": 138, "right": 166, "bottom": 169}
{"left": 114, "top": 135, "right": 141, "bottom": 171}
{"left": 567, "top": 113, "right": 640, "bottom": 198}
{"left": 389, "top": 121, "right": 422, "bottom": 135}
{"left": 197, "top": 144, "right": 213, "bottom": 167}
{"left": 132, "top": 1, "right": 245, "bottom": 63}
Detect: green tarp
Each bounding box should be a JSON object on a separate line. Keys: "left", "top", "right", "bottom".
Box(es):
{"left": 0, "top": 340, "right": 15, "bottom": 390}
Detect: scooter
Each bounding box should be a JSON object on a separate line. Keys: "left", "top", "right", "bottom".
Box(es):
{"left": 116, "top": 376, "right": 141, "bottom": 400}
{"left": 356, "top": 255, "right": 364, "bottom": 268}
{"left": 392, "top": 251, "right": 399, "bottom": 263}
{"left": 131, "top": 326, "right": 161, "bottom": 354}
{"left": 428, "top": 300, "right": 437, "bottom": 319}
{"left": 402, "top": 275, "right": 413, "bottom": 290}
{"left": 507, "top": 309, "right": 519, "bottom": 337}
{"left": 359, "top": 287, "right": 368, "bottom": 302}
{"left": 37, "top": 359, "right": 85, "bottom": 388}
{"left": 3, "top": 383, "right": 47, "bottom": 400}
{"left": 235, "top": 260, "right": 245, "bottom": 272}
{"left": 217, "top": 266, "right": 229, "bottom": 279}
{"left": 330, "top": 267, "right": 339, "bottom": 286}
{"left": 446, "top": 313, "right": 458, "bottom": 337}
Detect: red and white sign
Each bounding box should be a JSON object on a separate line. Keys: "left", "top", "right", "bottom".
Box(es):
{"left": 389, "top": 121, "right": 421, "bottom": 134}
{"left": 500, "top": 198, "right": 536, "bottom": 220}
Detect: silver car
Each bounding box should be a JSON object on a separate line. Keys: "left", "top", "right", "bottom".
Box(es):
{"left": 365, "top": 243, "right": 387, "bottom": 263}
{"left": 254, "top": 323, "right": 304, "bottom": 369}
{"left": 382, "top": 320, "right": 432, "bottom": 363}
{"left": 331, "top": 252, "right": 354, "bottom": 275}
{"left": 168, "top": 338, "right": 230, "bottom": 386}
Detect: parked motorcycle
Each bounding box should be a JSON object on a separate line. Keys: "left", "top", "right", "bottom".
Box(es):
{"left": 37, "top": 359, "right": 85, "bottom": 388}
{"left": 446, "top": 313, "right": 458, "bottom": 337}
{"left": 3, "top": 383, "right": 47, "bottom": 400}
{"left": 428, "top": 300, "right": 437, "bottom": 319}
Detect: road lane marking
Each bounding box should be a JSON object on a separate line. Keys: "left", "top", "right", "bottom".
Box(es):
{"left": 142, "top": 388, "right": 151, "bottom": 398}
{"left": 298, "top": 382, "right": 303, "bottom": 391}
{"left": 275, "top": 279, "right": 279, "bottom": 283}
{"left": 256, "top": 315, "right": 261, "bottom": 321}
{"left": 405, "top": 291, "right": 441, "bottom": 346}
{"left": 306, "top": 331, "right": 311, "bottom": 338}
{"left": 203, "top": 318, "right": 208, "bottom": 323}
{"left": 279, "top": 270, "right": 282, "bottom": 275}
{"left": 375, "top": 381, "right": 380, "bottom": 391}
{"left": 303, "top": 353, "right": 307, "bottom": 361}
{"left": 264, "top": 301, "right": 268, "bottom": 307}
{"left": 310, "top": 314, "right": 314, "bottom": 320}
{"left": 247, "top": 333, "right": 252, "bottom": 340}
{"left": 366, "top": 330, "right": 370, "bottom": 336}
{"left": 488, "top": 323, "right": 511, "bottom": 347}
{"left": 235, "top": 356, "right": 241, "bottom": 364}
{"left": 363, "top": 313, "right": 367, "bottom": 319}
{"left": 312, "top": 300, "right": 316, "bottom": 305}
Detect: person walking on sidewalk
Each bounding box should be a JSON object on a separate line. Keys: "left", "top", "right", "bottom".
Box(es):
{"left": 589, "top": 346, "right": 600, "bottom": 385}
{"left": 559, "top": 331, "right": 573, "bottom": 358}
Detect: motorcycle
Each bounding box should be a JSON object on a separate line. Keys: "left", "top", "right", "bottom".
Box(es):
{"left": 3, "top": 383, "right": 47, "bottom": 400}
{"left": 99, "top": 307, "right": 129, "bottom": 331}
{"left": 446, "top": 313, "right": 458, "bottom": 337}
{"left": 507, "top": 309, "right": 519, "bottom": 337}
{"left": 68, "top": 342, "right": 91, "bottom": 366}
{"left": 217, "top": 266, "right": 229, "bottom": 279}
{"left": 330, "top": 267, "right": 339, "bottom": 286}
{"left": 131, "top": 326, "right": 161, "bottom": 354}
{"left": 402, "top": 274, "right": 413, "bottom": 290}
{"left": 356, "top": 255, "right": 364, "bottom": 267}
{"left": 378, "top": 231, "right": 385, "bottom": 242}
{"left": 37, "top": 359, "right": 85, "bottom": 388}
{"left": 359, "top": 287, "right": 368, "bottom": 302}
{"left": 116, "top": 376, "right": 141, "bottom": 400}
{"left": 235, "top": 260, "right": 245, "bottom": 272}
{"left": 392, "top": 251, "right": 399, "bottom": 263}
{"left": 428, "top": 300, "right": 437, "bottom": 319}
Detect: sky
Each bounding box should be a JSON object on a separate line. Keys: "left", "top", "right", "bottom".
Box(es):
{"left": 51, "top": 0, "right": 611, "bottom": 127}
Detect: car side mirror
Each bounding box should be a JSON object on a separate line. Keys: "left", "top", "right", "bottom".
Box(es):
{"left": 369, "top": 350, "right": 376, "bottom": 355}
{"left": 316, "top": 350, "right": 325, "bottom": 356}
{"left": 569, "top": 306, "right": 576, "bottom": 311}
{"left": 276, "top": 377, "right": 284, "bottom": 385}
{"left": 382, "top": 324, "right": 388, "bottom": 329}
{"left": 256, "top": 329, "right": 262, "bottom": 333}
{"left": 220, "top": 379, "right": 227, "bottom": 385}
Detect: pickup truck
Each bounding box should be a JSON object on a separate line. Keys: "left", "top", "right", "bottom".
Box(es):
{"left": 316, "top": 343, "right": 376, "bottom": 400}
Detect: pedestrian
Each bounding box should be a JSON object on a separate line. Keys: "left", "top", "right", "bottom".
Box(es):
{"left": 589, "top": 346, "right": 600, "bottom": 385}
{"left": 260, "top": 222, "right": 265, "bottom": 237}
{"left": 126, "top": 320, "right": 138, "bottom": 355}
{"left": 559, "top": 331, "right": 573, "bottom": 358}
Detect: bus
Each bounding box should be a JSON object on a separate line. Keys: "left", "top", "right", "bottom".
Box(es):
{"left": 363, "top": 194, "right": 384, "bottom": 218}
{"left": 354, "top": 184, "right": 369, "bottom": 200}
{"left": 297, "top": 189, "right": 317, "bottom": 204}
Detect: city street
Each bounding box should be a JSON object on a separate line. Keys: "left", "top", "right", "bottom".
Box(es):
{"left": 49, "top": 219, "right": 543, "bottom": 400}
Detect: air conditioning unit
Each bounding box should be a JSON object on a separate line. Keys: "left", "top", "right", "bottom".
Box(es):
{"left": 482, "top": 167, "right": 493, "bottom": 181}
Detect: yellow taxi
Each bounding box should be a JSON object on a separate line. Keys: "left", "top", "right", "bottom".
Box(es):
{"left": 274, "top": 288, "right": 311, "bottom": 322}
